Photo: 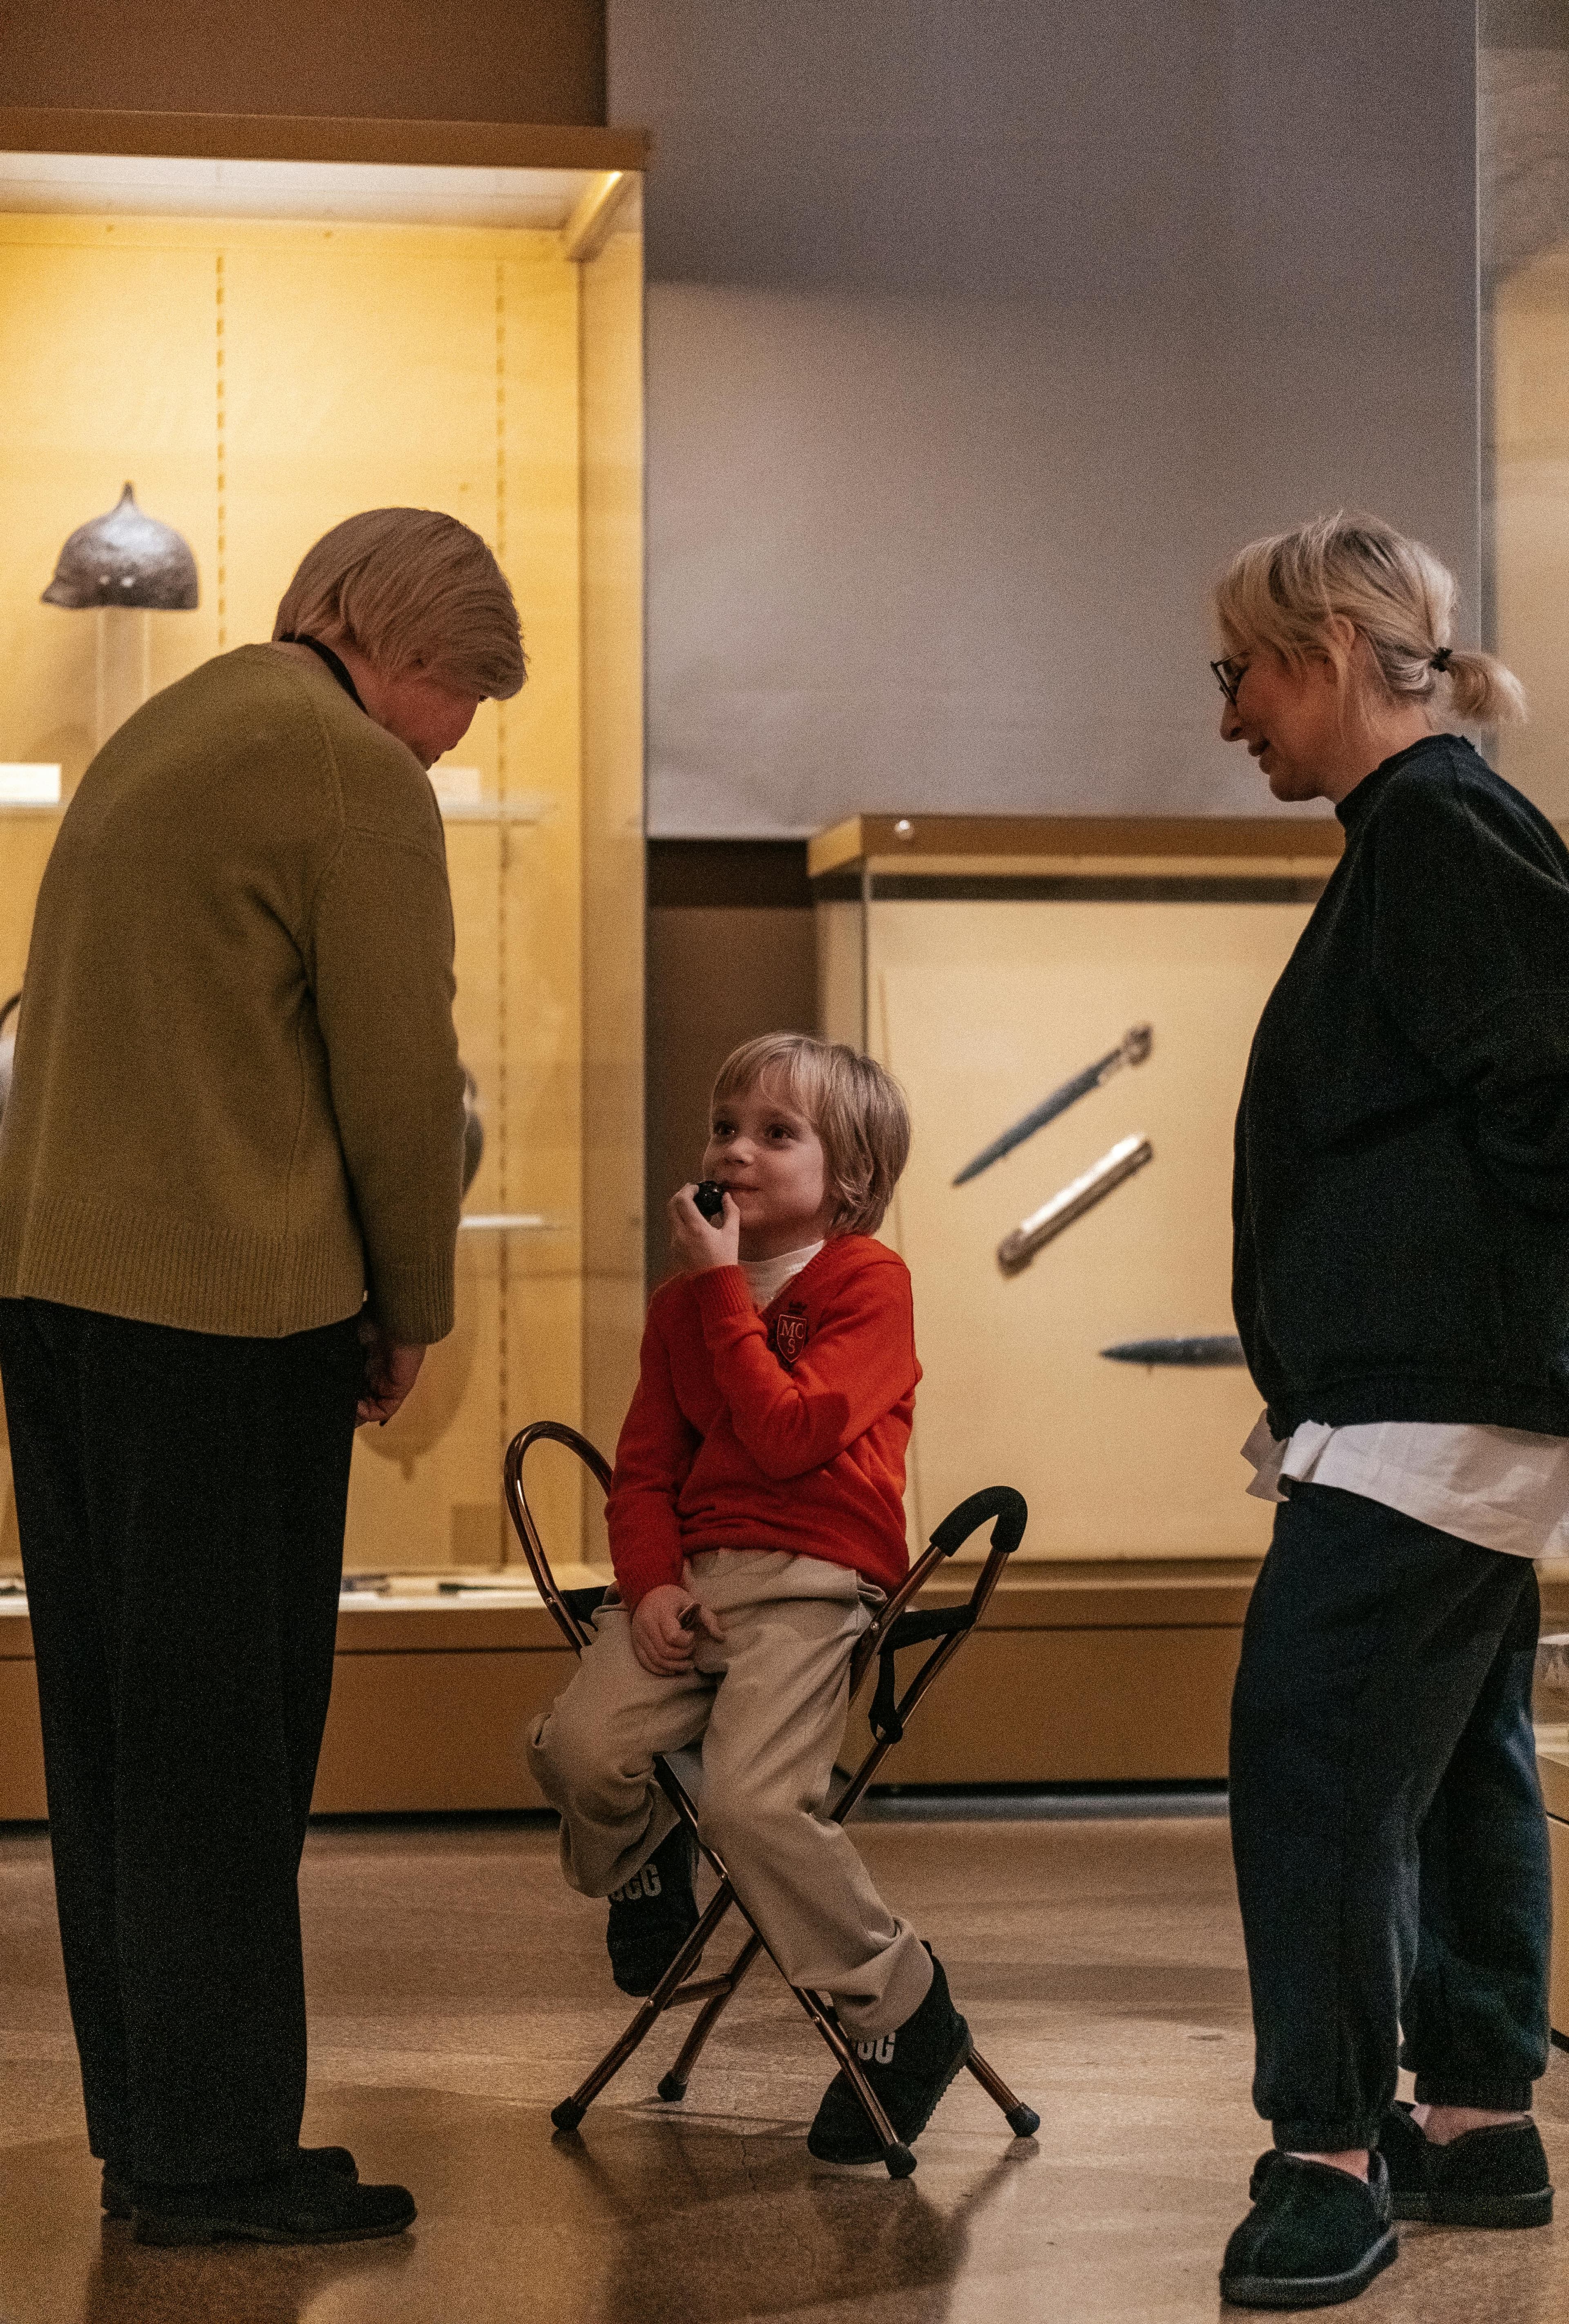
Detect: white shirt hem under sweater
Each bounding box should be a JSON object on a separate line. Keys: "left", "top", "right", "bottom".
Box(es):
{"left": 1243, "top": 1412, "right": 1569, "bottom": 1559}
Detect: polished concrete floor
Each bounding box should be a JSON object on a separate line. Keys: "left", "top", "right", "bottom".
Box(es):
{"left": 3, "top": 1808, "right": 1568, "bottom": 2322}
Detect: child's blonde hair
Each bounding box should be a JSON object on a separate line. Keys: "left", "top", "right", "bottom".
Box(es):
{"left": 711, "top": 1034, "right": 910, "bottom": 1238}
{"left": 1214, "top": 510, "right": 1525, "bottom": 727}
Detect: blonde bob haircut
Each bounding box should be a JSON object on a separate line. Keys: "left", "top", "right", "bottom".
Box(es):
{"left": 273, "top": 507, "right": 526, "bottom": 699}
{"left": 1214, "top": 511, "right": 1525, "bottom": 728}
{"left": 711, "top": 1033, "right": 911, "bottom": 1240}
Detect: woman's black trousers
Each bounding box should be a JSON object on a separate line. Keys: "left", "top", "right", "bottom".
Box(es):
{"left": 1230, "top": 1479, "right": 1551, "bottom": 2154}
{"left": 0, "top": 1296, "right": 362, "bottom": 2190}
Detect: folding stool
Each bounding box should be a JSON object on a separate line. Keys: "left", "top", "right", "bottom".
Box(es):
{"left": 505, "top": 1418, "right": 1042, "bottom": 2178}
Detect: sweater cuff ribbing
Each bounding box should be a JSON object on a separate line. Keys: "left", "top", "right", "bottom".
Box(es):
{"left": 365, "top": 1249, "right": 456, "bottom": 1345}
{"left": 612, "top": 1546, "right": 685, "bottom": 1609}
{"left": 691, "top": 1265, "right": 755, "bottom": 1326}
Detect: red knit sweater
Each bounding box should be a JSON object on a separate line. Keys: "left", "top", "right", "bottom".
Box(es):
{"left": 606, "top": 1235, "right": 921, "bottom": 1607}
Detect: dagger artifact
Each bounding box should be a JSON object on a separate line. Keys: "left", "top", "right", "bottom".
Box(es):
{"left": 997, "top": 1133, "right": 1154, "bottom": 1275}
{"left": 954, "top": 1023, "right": 1153, "bottom": 1186}
{"left": 1100, "top": 1335, "right": 1246, "bottom": 1367}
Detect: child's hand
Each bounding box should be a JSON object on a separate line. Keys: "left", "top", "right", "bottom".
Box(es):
{"left": 630, "top": 1583, "right": 725, "bottom": 1676}
{"left": 668, "top": 1183, "right": 740, "bottom": 1276}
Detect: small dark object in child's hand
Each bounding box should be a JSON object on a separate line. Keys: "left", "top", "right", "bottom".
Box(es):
{"left": 693, "top": 1180, "right": 727, "bottom": 1222}
{"left": 677, "top": 1601, "right": 703, "bottom": 1631}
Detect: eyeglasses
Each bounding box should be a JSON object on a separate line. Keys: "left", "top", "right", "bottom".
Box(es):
{"left": 1211, "top": 657, "right": 1246, "bottom": 707}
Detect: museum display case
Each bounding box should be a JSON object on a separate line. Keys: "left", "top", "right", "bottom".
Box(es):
{"left": 812, "top": 812, "right": 1343, "bottom": 1564}
{"left": 0, "top": 114, "right": 645, "bottom": 1808}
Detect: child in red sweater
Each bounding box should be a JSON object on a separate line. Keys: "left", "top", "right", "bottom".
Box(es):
{"left": 527, "top": 1033, "right": 973, "bottom": 2163}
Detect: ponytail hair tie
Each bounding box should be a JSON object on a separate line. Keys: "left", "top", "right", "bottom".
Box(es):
{"left": 1430, "top": 646, "right": 1454, "bottom": 673}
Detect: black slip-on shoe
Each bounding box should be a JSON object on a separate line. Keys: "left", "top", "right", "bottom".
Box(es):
{"left": 606, "top": 1823, "right": 700, "bottom": 1997}
{"left": 131, "top": 2159, "right": 414, "bottom": 2247}
{"left": 1373, "top": 2104, "right": 1430, "bottom": 2220}
{"left": 1221, "top": 2153, "right": 1397, "bottom": 2310}
{"left": 1249, "top": 2108, "right": 1427, "bottom": 2218}
{"left": 806, "top": 1948, "right": 972, "bottom": 2165}
{"left": 1263, "top": 2104, "right": 1556, "bottom": 2228}
{"left": 1416, "top": 2109, "right": 1553, "bottom": 2228}
{"left": 103, "top": 2144, "right": 358, "bottom": 2221}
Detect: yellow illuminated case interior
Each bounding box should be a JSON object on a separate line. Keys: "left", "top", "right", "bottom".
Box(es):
{"left": 812, "top": 814, "right": 1343, "bottom": 1564}
{"left": 0, "top": 120, "right": 646, "bottom": 1591}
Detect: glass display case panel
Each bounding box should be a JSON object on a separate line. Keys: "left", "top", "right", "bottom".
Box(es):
{"left": 1483, "top": 9, "right": 1569, "bottom": 820}
{"left": 0, "top": 145, "right": 644, "bottom": 1579}
{"left": 815, "top": 818, "right": 1339, "bottom": 1562}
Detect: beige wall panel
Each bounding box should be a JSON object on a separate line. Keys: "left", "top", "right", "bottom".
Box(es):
{"left": 817, "top": 899, "right": 862, "bottom": 1046}
{"left": 0, "top": 818, "right": 58, "bottom": 996}
{"left": 311, "top": 1648, "right": 575, "bottom": 1813}
{"left": 347, "top": 1255, "right": 583, "bottom": 1572}
{"left": 1493, "top": 256, "right": 1569, "bottom": 821}
{"left": 215, "top": 221, "right": 587, "bottom": 1570}
{"left": 579, "top": 226, "right": 646, "bottom": 1497}
{"left": 869, "top": 896, "right": 1310, "bottom": 1559}
{"left": 0, "top": 221, "right": 220, "bottom": 788}
{"left": 0, "top": 1656, "right": 46, "bottom": 1818}
{"left": 220, "top": 224, "right": 501, "bottom": 650}
{"left": 845, "top": 1625, "right": 1243, "bottom": 1785}
{"left": 493, "top": 249, "right": 586, "bottom": 1301}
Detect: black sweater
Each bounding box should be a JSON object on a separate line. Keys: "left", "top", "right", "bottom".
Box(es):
{"left": 1233, "top": 733, "right": 1569, "bottom": 1436}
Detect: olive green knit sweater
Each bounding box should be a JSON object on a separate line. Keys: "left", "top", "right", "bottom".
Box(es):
{"left": 0, "top": 646, "right": 465, "bottom": 1342}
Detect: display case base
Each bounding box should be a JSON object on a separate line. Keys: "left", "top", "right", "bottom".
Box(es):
{"left": 7, "top": 1565, "right": 1567, "bottom": 1819}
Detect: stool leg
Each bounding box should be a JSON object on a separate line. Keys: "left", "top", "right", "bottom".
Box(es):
{"left": 550, "top": 1882, "right": 739, "bottom": 2132}
{"left": 657, "top": 1929, "right": 765, "bottom": 2102}
{"left": 794, "top": 1987, "right": 916, "bottom": 2178}
{"left": 964, "top": 2044, "right": 1040, "bottom": 2138}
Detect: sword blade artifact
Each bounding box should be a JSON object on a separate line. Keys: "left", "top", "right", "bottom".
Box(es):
{"left": 997, "top": 1134, "right": 1154, "bottom": 1275}
{"left": 1100, "top": 1335, "right": 1246, "bottom": 1367}
{"left": 954, "top": 1023, "right": 1153, "bottom": 1185}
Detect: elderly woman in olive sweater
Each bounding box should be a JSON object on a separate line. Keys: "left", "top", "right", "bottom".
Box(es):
{"left": 0, "top": 509, "right": 524, "bottom": 2248}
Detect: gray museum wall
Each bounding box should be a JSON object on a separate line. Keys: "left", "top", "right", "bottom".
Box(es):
{"left": 610, "top": 0, "right": 1480, "bottom": 839}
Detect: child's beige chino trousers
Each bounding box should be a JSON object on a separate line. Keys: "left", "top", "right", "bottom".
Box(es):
{"left": 526, "top": 1547, "right": 934, "bottom": 2037}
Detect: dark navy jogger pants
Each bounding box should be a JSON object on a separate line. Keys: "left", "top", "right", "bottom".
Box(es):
{"left": 1229, "top": 1480, "right": 1550, "bottom": 2154}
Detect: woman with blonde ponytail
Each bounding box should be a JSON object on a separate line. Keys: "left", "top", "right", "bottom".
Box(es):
{"left": 1215, "top": 514, "right": 1569, "bottom": 2310}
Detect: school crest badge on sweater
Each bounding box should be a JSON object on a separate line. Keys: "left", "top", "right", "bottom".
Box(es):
{"left": 773, "top": 1307, "right": 809, "bottom": 1368}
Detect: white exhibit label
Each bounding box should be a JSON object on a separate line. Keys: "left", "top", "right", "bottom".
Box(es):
{"left": 429, "top": 763, "right": 483, "bottom": 809}
{"left": 0, "top": 763, "right": 61, "bottom": 804}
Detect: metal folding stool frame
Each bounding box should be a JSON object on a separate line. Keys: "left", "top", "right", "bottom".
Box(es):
{"left": 504, "top": 1419, "right": 1042, "bottom": 2177}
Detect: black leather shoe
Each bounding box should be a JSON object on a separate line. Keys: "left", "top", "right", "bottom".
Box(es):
{"left": 1221, "top": 2153, "right": 1397, "bottom": 2310}
{"left": 606, "top": 1823, "right": 700, "bottom": 1996}
{"left": 806, "top": 1949, "right": 971, "bottom": 2165}
{"left": 103, "top": 2144, "right": 357, "bottom": 2221}
{"left": 131, "top": 2158, "right": 414, "bottom": 2246}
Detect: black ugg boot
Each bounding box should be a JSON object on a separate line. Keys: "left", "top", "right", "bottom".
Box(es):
{"left": 1221, "top": 2152, "right": 1397, "bottom": 2309}
{"left": 605, "top": 1823, "right": 700, "bottom": 1996}
{"left": 806, "top": 1949, "right": 971, "bottom": 2165}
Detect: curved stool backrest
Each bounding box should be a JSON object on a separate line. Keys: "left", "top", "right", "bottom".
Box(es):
{"left": 503, "top": 1420, "right": 612, "bottom": 1654}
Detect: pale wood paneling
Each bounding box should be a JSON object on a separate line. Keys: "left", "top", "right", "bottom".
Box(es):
{"left": 0, "top": 201, "right": 643, "bottom": 1579}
